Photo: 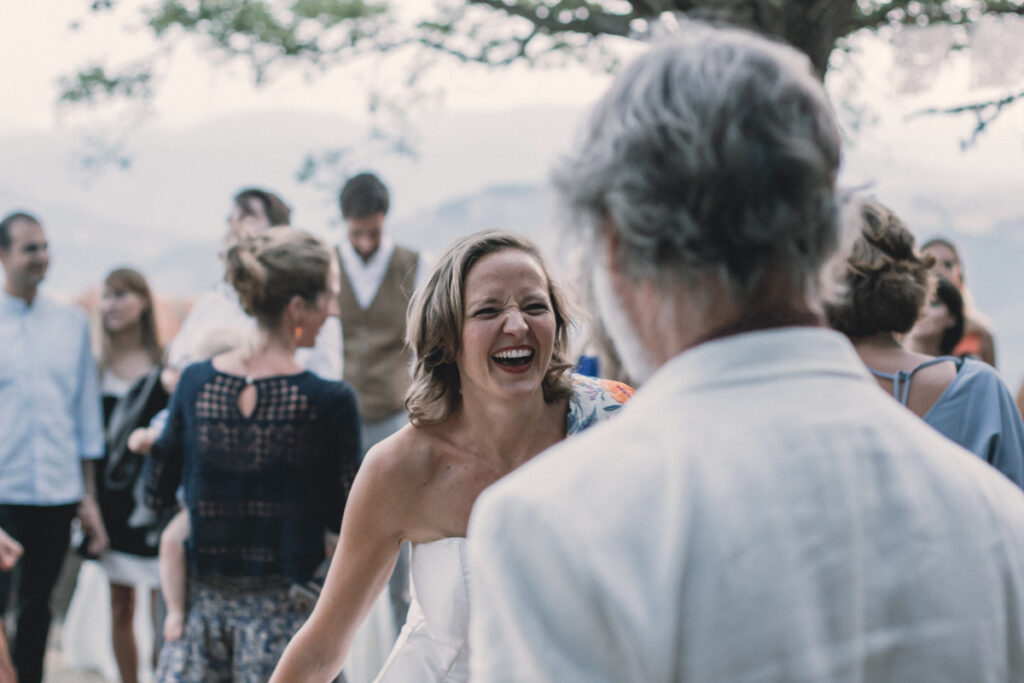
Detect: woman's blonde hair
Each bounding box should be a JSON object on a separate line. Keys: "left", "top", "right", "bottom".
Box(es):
{"left": 405, "top": 230, "right": 574, "bottom": 426}
{"left": 224, "top": 227, "right": 331, "bottom": 328}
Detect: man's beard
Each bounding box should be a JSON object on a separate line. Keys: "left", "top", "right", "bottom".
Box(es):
{"left": 591, "top": 256, "right": 657, "bottom": 385}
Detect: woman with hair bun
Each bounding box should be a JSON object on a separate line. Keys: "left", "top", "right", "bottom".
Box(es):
{"left": 271, "top": 230, "right": 633, "bottom": 683}
{"left": 146, "top": 228, "right": 361, "bottom": 681}
{"left": 828, "top": 199, "right": 1024, "bottom": 488}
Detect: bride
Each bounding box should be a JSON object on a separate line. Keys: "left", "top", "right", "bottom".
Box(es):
{"left": 271, "top": 231, "right": 633, "bottom": 682}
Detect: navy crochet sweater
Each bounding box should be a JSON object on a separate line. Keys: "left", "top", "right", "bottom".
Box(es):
{"left": 147, "top": 361, "right": 361, "bottom": 588}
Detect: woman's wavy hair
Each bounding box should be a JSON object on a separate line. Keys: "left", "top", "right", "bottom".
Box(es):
{"left": 224, "top": 227, "right": 331, "bottom": 329}
{"left": 405, "top": 231, "right": 574, "bottom": 426}
{"left": 826, "top": 199, "right": 935, "bottom": 338}
{"left": 99, "top": 267, "right": 163, "bottom": 369}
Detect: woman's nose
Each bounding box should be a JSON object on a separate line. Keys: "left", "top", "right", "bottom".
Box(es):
{"left": 502, "top": 308, "right": 528, "bottom": 334}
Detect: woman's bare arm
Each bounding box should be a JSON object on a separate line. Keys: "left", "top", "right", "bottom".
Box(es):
{"left": 270, "top": 433, "right": 424, "bottom": 682}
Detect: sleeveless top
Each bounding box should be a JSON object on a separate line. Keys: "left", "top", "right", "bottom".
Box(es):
{"left": 869, "top": 356, "right": 1024, "bottom": 488}
{"left": 867, "top": 356, "right": 957, "bottom": 407}
{"left": 372, "top": 374, "right": 634, "bottom": 682}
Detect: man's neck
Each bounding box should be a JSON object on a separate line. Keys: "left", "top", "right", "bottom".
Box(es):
{"left": 627, "top": 277, "right": 817, "bottom": 367}
{"left": 4, "top": 282, "right": 37, "bottom": 305}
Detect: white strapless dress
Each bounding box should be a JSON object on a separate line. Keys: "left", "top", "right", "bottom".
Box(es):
{"left": 370, "top": 376, "right": 634, "bottom": 682}
{"left": 373, "top": 538, "right": 470, "bottom": 682}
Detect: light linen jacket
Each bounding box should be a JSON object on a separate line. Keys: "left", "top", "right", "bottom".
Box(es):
{"left": 469, "top": 327, "right": 1024, "bottom": 683}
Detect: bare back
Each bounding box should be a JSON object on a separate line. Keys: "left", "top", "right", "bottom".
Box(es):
{"left": 857, "top": 347, "right": 959, "bottom": 418}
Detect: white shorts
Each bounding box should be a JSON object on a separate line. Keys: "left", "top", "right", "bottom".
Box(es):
{"left": 98, "top": 549, "right": 161, "bottom": 588}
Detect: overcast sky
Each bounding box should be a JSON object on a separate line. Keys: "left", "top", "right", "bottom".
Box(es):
{"left": 2, "top": 1, "right": 1021, "bottom": 237}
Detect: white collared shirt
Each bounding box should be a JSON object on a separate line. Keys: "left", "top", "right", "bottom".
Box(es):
{"left": 469, "top": 327, "right": 1024, "bottom": 682}
{"left": 337, "top": 235, "right": 430, "bottom": 310}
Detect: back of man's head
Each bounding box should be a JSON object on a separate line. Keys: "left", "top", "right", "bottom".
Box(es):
{"left": 555, "top": 23, "right": 842, "bottom": 310}
{"left": 233, "top": 188, "right": 291, "bottom": 227}
{"left": 340, "top": 173, "right": 390, "bottom": 219}
{"left": 0, "top": 211, "right": 41, "bottom": 250}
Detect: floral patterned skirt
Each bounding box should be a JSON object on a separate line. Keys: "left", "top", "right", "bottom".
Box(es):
{"left": 155, "top": 583, "right": 310, "bottom": 682}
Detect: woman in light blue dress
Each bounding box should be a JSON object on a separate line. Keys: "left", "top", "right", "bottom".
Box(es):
{"left": 271, "top": 231, "right": 633, "bottom": 682}
{"left": 828, "top": 199, "right": 1024, "bottom": 488}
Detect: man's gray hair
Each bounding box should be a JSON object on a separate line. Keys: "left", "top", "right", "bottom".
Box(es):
{"left": 554, "top": 23, "right": 842, "bottom": 307}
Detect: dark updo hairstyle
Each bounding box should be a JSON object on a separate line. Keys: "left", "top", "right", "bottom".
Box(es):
{"left": 933, "top": 276, "right": 965, "bottom": 356}
{"left": 224, "top": 227, "right": 331, "bottom": 328}
{"left": 233, "top": 187, "right": 292, "bottom": 227}
{"left": 826, "top": 199, "right": 934, "bottom": 338}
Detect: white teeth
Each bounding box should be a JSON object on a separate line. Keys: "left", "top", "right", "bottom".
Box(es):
{"left": 492, "top": 348, "right": 533, "bottom": 360}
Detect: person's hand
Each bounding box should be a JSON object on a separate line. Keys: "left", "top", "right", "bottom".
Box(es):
{"left": 128, "top": 427, "right": 157, "bottom": 455}
{"left": 77, "top": 495, "right": 109, "bottom": 556}
{"left": 0, "top": 527, "right": 23, "bottom": 571}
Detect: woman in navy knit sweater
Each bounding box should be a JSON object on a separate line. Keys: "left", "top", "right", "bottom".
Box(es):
{"left": 146, "top": 228, "right": 361, "bottom": 682}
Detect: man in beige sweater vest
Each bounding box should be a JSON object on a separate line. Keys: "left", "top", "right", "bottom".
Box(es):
{"left": 336, "top": 172, "right": 429, "bottom": 641}
{"left": 336, "top": 173, "right": 428, "bottom": 452}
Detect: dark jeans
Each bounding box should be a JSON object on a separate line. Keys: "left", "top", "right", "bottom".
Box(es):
{"left": 0, "top": 503, "right": 76, "bottom": 683}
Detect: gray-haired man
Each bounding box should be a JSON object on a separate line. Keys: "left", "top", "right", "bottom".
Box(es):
{"left": 468, "top": 24, "right": 1024, "bottom": 682}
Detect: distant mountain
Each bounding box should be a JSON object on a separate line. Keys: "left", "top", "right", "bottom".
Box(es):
{"left": 392, "top": 183, "right": 560, "bottom": 257}
{"left": 1, "top": 105, "right": 1022, "bottom": 390}
{"left": 0, "top": 105, "right": 584, "bottom": 293}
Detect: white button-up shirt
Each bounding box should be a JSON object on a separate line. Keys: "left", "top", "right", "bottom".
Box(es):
{"left": 336, "top": 236, "right": 430, "bottom": 310}
{"left": 469, "top": 327, "right": 1024, "bottom": 682}
{"left": 0, "top": 291, "right": 104, "bottom": 505}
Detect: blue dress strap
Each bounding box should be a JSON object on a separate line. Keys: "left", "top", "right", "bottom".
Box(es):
{"left": 868, "top": 356, "right": 962, "bottom": 406}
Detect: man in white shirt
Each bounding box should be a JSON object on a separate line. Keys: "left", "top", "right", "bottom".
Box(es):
{"left": 468, "top": 25, "right": 1024, "bottom": 682}
{"left": 167, "top": 188, "right": 343, "bottom": 379}
{"left": 0, "top": 211, "right": 108, "bottom": 683}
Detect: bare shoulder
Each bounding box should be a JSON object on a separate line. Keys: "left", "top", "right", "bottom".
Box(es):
{"left": 361, "top": 424, "right": 437, "bottom": 488}
{"left": 356, "top": 423, "right": 458, "bottom": 539}
{"left": 906, "top": 356, "right": 959, "bottom": 417}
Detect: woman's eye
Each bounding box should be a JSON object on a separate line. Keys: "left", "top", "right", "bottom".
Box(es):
{"left": 524, "top": 303, "right": 550, "bottom": 314}
{"left": 474, "top": 308, "right": 499, "bottom": 318}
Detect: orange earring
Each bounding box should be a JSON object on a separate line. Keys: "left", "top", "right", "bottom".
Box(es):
{"left": 293, "top": 325, "right": 304, "bottom": 342}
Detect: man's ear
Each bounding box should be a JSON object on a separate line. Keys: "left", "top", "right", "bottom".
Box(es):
{"left": 601, "top": 220, "right": 622, "bottom": 276}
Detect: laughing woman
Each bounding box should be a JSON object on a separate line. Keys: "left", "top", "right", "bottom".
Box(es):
{"left": 271, "top": 231, "right": 633, "bottom": 682}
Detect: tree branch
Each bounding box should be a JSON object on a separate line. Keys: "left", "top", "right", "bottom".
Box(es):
{"left": 909, "top": 88, "right": 1024, "bottom": 148}
{"left": 850, "top": 0, "right": 1024, "bottom": 32}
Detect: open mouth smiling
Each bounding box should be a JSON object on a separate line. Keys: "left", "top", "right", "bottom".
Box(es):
{"left": 491, "top": 346, "right": 535, "bottom": 368}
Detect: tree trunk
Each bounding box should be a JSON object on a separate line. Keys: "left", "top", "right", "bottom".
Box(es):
{"left": 664, "top": 0, "right": 856, "bottom": 78}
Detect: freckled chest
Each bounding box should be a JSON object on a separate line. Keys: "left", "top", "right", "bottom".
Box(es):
{"left": 420, "top": 445, "right": 514, "bottom": 538}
